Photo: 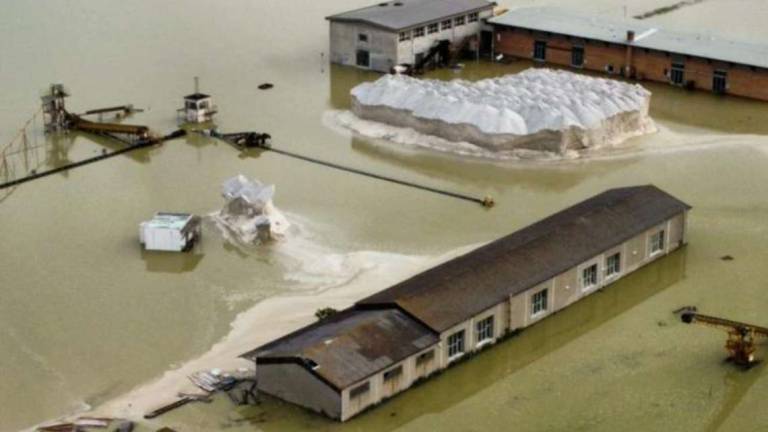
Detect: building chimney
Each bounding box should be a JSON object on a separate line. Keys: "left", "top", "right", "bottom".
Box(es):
{"left": 627, "top": 30, "right": 635, "bottom": 42}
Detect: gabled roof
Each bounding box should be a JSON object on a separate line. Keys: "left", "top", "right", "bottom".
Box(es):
{"left": 358, "top": 185, "right": 691, "bottom": 332}
{"left": 184, "top": 93, "right": 210, "bottom": 101}
{"left": 327, "top": 0, "right": 495, "bottom": 32}
{"left": 489, "top": 7, "right": 768, "bottom": 69}
{"left": 242, "top": 308, "right": 437, "bottom": 390}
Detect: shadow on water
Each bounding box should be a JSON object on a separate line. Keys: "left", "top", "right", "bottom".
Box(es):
{"left": 140, "top": 249, "right": 204, "bottom": 273}
{"left": 225, "top": 248, "right": 688, "bottom": 432}
{"left": 704, "top": 363, "right": 765, "bottom": 432}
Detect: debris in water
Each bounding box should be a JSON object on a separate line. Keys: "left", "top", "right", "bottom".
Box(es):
{"left": 720, "top": 255, "right": 734, "bottom": 261}
{"left": 114, "top": 421, "right": 134, "bottom": 432}
{"left": 258, "top": 83, "right": 274, "bottom": 90}
{"left": 210, "top": 175, "right": 290, "bottom": 246}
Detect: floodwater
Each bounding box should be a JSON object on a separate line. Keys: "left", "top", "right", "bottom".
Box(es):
{"left": 1, "top": 1, "right": 768, "bottom": 431}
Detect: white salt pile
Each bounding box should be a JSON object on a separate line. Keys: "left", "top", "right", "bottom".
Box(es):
{"left": 350, "top": 68, "right": 656, "bottom": 153}
{"left": 210, "top": 175, "right": 290, "bottom": 246}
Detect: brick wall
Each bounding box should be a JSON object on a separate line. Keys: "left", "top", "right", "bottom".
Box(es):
{"left": 494, "top": 26, "right": 768, "bottom": 102}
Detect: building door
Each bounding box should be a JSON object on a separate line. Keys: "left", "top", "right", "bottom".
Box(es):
{"left": 713, "top": 70, "right": 727, "bottom": 94}
{"left": 356, "top": 49, "right": 370, "bottom": 68}
{"left": 533, "top": 40, "right": 547, "bottom": 62}
{"left": 480, "top": 30, "right": 494, "bottom": 57}
{"left": 670, "top": 62, "right": 685, "bottom": 85}
{"left": 571, "top": 46, "right": 584, "bottom": 67}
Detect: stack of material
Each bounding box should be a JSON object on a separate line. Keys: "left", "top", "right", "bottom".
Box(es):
{"left": 210, "top": 175, "right": 290, "bottom": 246}
{"left": 350, "top": 68, "right": 656, "bottom": 154}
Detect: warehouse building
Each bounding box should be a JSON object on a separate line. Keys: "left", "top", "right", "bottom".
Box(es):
{"left": 243, "top": 185, "right": 691, "bottom": 421}
{"left": 489, "top": 7, "right": 768, "bottom": 101}
{"left": 326, "top": 0, "right": 496, "bottom": 72}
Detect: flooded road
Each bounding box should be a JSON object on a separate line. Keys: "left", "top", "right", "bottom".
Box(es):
{"left": 1, "top": 1, "right": 768, "bottom": 431}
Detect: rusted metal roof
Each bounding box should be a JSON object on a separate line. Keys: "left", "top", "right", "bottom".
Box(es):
{"left": 358, "top": 185, "right": 691, "bottom": 332}
{"left": 242, "top": 308, "right": 437, "bottom": 390}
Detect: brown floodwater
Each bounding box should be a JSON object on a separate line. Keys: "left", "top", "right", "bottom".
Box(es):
{"left": 1, "top": 1, "right": 768, "bottom": 431}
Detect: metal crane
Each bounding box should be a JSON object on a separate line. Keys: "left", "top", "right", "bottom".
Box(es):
{"left": 680, "top": 310, "right": 768, "bottom": 368}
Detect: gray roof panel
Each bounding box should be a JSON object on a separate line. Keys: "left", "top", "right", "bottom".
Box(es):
{"left": 489, "top": 7, "right": 768, "bottom": 69}
{"left": 327, "top": 0, "right": 495, "bottom": 31}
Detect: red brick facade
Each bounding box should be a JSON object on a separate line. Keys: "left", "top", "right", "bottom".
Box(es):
{"left": 494, "top": 26, "right": 768, "bottom": 101}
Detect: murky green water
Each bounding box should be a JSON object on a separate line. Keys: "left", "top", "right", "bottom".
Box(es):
{"left": 2, "top": 1, "right": 768, "bottom": 431}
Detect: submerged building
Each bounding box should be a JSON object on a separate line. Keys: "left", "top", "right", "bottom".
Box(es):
{"left": 489, "top": 7, "right": 768, "bottom": 101}
{"left": 326, "top": 0, "right": 496, "bottom": 72}
{"left": 243, "top": 185, "right": 691, "bottom": 421}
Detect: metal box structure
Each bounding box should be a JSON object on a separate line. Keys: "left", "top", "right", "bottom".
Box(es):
{"left": 139, "top": 212, "right": 201, "bottom": 252}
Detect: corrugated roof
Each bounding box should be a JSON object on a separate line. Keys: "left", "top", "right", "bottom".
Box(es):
{"left": 489, "top": 7, "right": 768, "bottom": 69}
{"left": 359, "top": 185, "right": 691, "bottom": 332}
{"left": 243, "top": 308, "right": 437, "bottom": 390}
{"left": 327, "top": 0, "right": 495, "bottom": 31}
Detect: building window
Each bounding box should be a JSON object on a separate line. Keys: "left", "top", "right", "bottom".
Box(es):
{"left": 413, "top": 27, "right": 425, "bottom": 38}
{"left": 533, "top": 40, "right": 547, "bottom": 61}
{"left": 358, "top": 33, "right": 368, "bottom": 43}
{"left": 356, "top": 49, "right": 370, "bottom": 68}
{"left": 350, "top": 381, "right": 370, "bottom": 398}
{"left": 427, "top": 23, "right": 439, "bottom": 34}
{"left": 416, "top": 350, "right": 434, "bottom": 366}
{"left": 670, "top": 62, "right": 685, "bottom": 85}
{"left": 582, "top": 264, "right": 598, "bottom": 290}
{"left": 606, "top": 253, "right": 621, "bottom": 277}
{"left": 383, "top": 365, "right": 403, "bottom": 382}
{"left": 455, "top": 16, "right": 465, "bottom": 26}
{"left": 476, "top": 316, "right": 494, "bottom": 343}
{"left": 468, "top": 12, "right": 479, "bottom": 23}
{"left": 713, "top": 70, "right": 727, "bottom": 94}
{"left": 650, "top": 230, "right": 666, "bottom": 255}
{"left": 571, "top": 46, "right": 584, "bottom": 67}
{"left": 447, "top": 330, "right": 465, "bottom": 358}
{"left": 441, "top": 19, "right": 452, "bottom": 30}
{"left": 399, "top": 31, "right": 410, "bottom": 42}
{"left": 531, "top": 289, "right": 548, "bottom": 316}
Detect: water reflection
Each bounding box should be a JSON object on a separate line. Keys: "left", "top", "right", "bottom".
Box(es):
{"left": 140, "top": 249, "right": 204, "bottom": 273}
{"left": 232, "top": 248, "right": 688, "bottom": 431}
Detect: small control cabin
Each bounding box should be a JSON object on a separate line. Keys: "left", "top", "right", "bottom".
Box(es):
{"left": 139, "top": 212, "right": 201, "bottom": 252}
{"left": 181, "top": 93, "right": 217, "bottom": 124}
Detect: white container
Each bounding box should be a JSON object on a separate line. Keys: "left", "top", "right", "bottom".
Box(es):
{"left": 140, "top": 212, "right": 201, "bottom": 252}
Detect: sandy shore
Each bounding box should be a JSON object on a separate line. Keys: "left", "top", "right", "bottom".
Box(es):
{"left": 77, "top": 239, "right": 479, "bottom": 425}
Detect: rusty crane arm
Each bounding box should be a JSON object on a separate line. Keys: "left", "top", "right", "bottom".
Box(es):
{"left": 680, "top": 311, "right": 768, "bottom": 368}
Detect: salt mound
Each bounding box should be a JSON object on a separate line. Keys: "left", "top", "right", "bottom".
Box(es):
{"left": 350, "top": 68, "right": 655, "bottom": 153}
{"left": 210, "top": 175, "right": 290, "bottom": 246}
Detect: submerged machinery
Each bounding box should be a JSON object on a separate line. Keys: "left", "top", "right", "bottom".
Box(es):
{"left": 680, "top": 310, "right": 768, "bottom": 368}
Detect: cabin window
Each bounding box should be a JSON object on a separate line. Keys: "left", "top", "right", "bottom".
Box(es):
{"left": 533, "top": 40, "right": 547, "bottom": 61}
{"left": 476, "top": 316, "right": 494, "bottom": 343}
{"left": 399, "top": 31, "right": 411, "bottom": 42}
{"left": 582, "top": 264, "right": 598, "bottom": 289}
{"left": 416, "top": 350, "right": 434, "bottom": 366}
{"left": 713, "top": 70, "right": 727, "bottom": 94}
{"left": 650, "top": 230, "right": 666, "bottom": 255}
{"left": 468, "top": 12, "right": 479, "bottom": 23}
{"left": 358, "top": 33, "right": 368, "bottom": 43}
{"left": 571, "top": 46, "right": 585, "bottom": 67}
{"left": 428, "top": 23, "right": 439, "bottom": 34}
{"left": 383, "top": 365, "right": 403, "bottom": 382}
{"left": 413, "top": 27, "right": 425, "bottom": 38}
{"left": 606, "top": 253, "right": 621, "bottom": 277}
{"left": 447, "top": 330, "right": 465, "bottom": 358}
{"left": 670, "top": 62, "right": 685, "bottom": 85}
{"left": 350, "top": 381, "right": 370, "bottom": 398}
{"left": 185, "top": 101, "right": 196, "bottom": 110}
{"left": 441, "top": 19, "right": 452, "bottom": 30}
{"left": 531, "top": 288, "right": 548, "bottom": 316}
{"left": 455, "top": 16, "right": 465, "bottom": 26}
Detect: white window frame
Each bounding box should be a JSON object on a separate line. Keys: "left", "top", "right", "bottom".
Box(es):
{"left": 475, "top": 316, "right": 494, "bottom": 345}
{"left": 447, "top": 330, "right": 465, "bottom": 360}
{"left": 399, "top": 31, "right": 410, "bottom": 42}
{"left": 468, "top": 12, "right": 479, "bottom": 23}
{"left": 649, "top": 229, "right": 666, "bottom": 256}
{"left": 581, "top": 263, "right": 599, "bottom": 291}
{"left": 605, "top": 252, "right": 621, "bottom": 278}
{"left": 350, "top": 381, "right": 370, "bottom": 399}
{"left": 455, "top": 16, "right": 465, "bottom": 26}
{"left": 413, "top": 27, "right": 425, "bottom": 38}
{"left": 441, "top": 19, "right": 452, "bottom": 30}
{"left": 427, "top": 22, "right": 439, "bottom": 34}
{"left": 531, "top": 288, "right": 548, "bottom": 317}
{"left": 383, "top": 365, "right": 403, "bottom": 382}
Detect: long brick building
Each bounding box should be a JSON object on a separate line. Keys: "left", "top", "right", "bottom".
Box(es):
{"left": 242, "top": 185, "right": 690, "bottom": 421}
{"left": 489, "top": 7, "right": 768, "bottom": 101}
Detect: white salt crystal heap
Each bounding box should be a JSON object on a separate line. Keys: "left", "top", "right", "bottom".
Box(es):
{"left": 210, "top": 175, "right": 290, "bottom": 246}
{"left": 350, "top": 68, "right": 655, "bottom": 153}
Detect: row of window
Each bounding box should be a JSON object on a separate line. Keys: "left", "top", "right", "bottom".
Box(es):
{"left": 398, "top": 12, "right": 479, "bottom": 42}
{"left": 350, "top": 229, "right": 667, "bottom": 400}
{"left": 532, "top": 39, "right": 731, "bottom": 93}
